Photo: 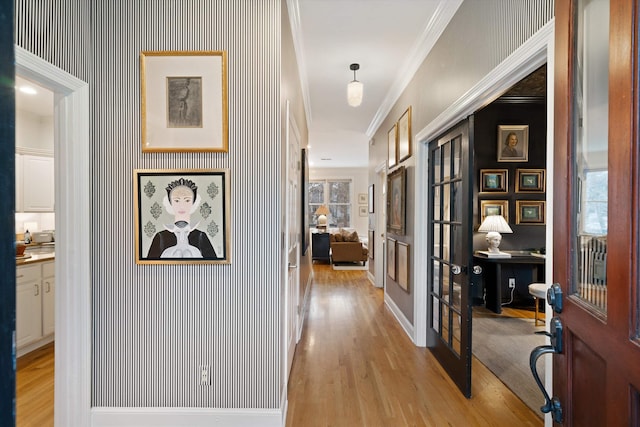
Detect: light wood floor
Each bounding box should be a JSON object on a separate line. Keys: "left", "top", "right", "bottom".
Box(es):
{"left": 286, "top": 264, "right": 542, "bottom": 426}
{"left": 15, "top": 265, "right": 542, "bottom": 426}
{"left": 16, "top": 342, "right": 54, "bottom": 426}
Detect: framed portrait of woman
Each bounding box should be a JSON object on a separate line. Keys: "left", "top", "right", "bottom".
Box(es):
{"left": 497, "top": 124, "right": 529, "bottom": 162}
{"left": 134, "top": 169, "right": 231, "bottom": 264}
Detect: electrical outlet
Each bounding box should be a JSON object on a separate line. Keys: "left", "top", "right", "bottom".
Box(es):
{"left": 508, "top": 278, "right": 516, "bottom": 289}
{"left": 200, "top": 365, "right": 210, "bottom": 386}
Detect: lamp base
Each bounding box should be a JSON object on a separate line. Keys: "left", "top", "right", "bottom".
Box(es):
{"left": 476, "top": 250, "right": 512, "bottom": 258}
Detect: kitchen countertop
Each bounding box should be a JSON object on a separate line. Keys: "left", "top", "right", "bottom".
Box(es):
{"left": 16, "top": 244, "right": 55, "bottom": 265}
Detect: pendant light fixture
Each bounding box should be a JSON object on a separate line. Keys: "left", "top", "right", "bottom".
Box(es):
{"left": 347, "top": 63, "right": 363, "bottom": 107}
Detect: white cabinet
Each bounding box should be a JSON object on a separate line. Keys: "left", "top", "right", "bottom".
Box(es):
{"left": 15, "top": 154, "right": 23, "bottom": 212}
{"left": 16, "top": 260, "right": 55, "bottom": 354}
{"left": 42, "top": 261, "right": 55, "bottom": 336}
{"left": 16, "top": 264, "right": 42, "bottom": 348}
{"left": 21, "top": 155, "right": 54, "bottom": 212}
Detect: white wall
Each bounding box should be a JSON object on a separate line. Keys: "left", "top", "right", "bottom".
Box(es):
{"left": 309, "top": 167, "right": 369, "bottom": 238}
{"left": 16, "top": 108, "right": 53, "bottom": 152}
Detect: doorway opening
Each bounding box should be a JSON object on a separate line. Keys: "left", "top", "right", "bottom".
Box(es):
{"left": 14, "top": 45, "right": 91, "bottom": 425}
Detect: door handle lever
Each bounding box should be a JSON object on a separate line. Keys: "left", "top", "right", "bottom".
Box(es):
{"left": 529, "top": 317, "right": 563, "bottom": 423}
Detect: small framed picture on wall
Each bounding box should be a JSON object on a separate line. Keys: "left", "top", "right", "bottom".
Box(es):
{"left": 480, "top": 169, "right": 508, "bottom": 193}
{"left": 388, "top": 124, "right": 398, "bottom": 168}
{"left": 479, "top": 200, "right": 509, "bottom": 224}
{"left": 516, "top": 169, "right": 546, "bottom": 193}
{"left": 516, "top": 200, "right": 546, "bottom": 224}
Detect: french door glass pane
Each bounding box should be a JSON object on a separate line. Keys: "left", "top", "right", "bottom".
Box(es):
{"left": 443, "top": 143, "right": 451, "bottom": 179}
{"left": 453, "top": 137, "right": 461, "bottom": 178}
{"left": 572, "top": 0, "right": 609, "bottom": 314}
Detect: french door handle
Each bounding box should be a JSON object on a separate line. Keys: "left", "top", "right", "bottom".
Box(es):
{"left": 451, "top": 264, "right": 462, "bottom": 275}
{"left": 529, "top": 317, "right": 563, "bottom": 423}
{"left": 472, "top": 265, "right": 483, "bottom": 275}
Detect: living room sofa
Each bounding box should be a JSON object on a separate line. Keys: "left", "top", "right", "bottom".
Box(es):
{"left": 329, "top": 229, "right": 368, "bottom": 265}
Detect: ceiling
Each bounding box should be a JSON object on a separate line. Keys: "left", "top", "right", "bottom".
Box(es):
{"left": 15, "top": 75, "right": 53, "bottom": 118}
{"left": 290, "top": 0, "right": 462, "bottom": 168}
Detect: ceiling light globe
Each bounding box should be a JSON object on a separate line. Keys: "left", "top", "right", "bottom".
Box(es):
{"left": 347, "top": 80, "right": 363, "bottom": 107}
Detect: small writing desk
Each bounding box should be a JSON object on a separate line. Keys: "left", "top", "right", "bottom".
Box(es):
{"left": 473, "top": 252, "right": 545, "bottom": 314}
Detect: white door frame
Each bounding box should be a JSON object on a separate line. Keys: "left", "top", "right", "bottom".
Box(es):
{"left": 16, "top": 46, "right": 92, "bottom": 426}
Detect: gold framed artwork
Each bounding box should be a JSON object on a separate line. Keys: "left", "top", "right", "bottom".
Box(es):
{"left": 387, "top": 238, "right": 396, "bottom": 280}
{"left": 140, "top": 51, "right": 228, "bottom": 152}
{"left": 358, "top": 193, "right": 367, "bottom": 204}
{"left": 516, "top": 200, "right": 546, "bottom": 224}
{"left": 387, "top": 166, "right": 406, "bottom": 235}
{"left": 397, "top": 241, "right": 409, "bottom": 292}
{"left": 480, "top": 169, "right": 508, "bottom": 193}
{"left": 497, "top": 124, "right": 529, "bottom": 162}
{"left": 388, "top": 123, "right": 398, "bottom": 168}
{"left": 134, "top": 169, "right": 231, "bottom": 264}
{"left": 479, "top": 200, "right": 509, "bottom": 223}
{"left": 397, "top": 106, "right": 412, "bottom": 162}
{"left": 516, "top": 168, "right": 546, "bottom": 192}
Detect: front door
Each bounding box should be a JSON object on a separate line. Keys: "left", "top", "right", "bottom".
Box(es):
{"left": 427, "top": 119, "right": 474, "bottom": 397}
{"left": 552, "top": 0, "right": 640, "bottom": 424}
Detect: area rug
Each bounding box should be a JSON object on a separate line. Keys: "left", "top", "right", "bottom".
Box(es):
{"left": 472, "top": 315, "right": 547, "bottom": 417}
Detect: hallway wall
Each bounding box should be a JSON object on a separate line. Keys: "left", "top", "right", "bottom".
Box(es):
{"left": 368, "top": 0, "right": 554, "bottom": 331}
{"left": 16, "top": 0, "right": 287, "bottom": 418}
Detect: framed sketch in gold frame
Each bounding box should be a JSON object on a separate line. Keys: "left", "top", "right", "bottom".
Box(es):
{"left": 140, "top": 51, "right": 228, "bottom": 152}
{"left": 134, "top": 169, "right": 231, "bottom": 264}
{"left": 388, "top": 123, "right": 398, "bottom": 168}
{"left": 387, "top": 238, "right": 396, "bottom": 280}
{"left": 480, "top": 169, "right": 508, "bottom": 193}
{"left": 479, "top": 200, "right": 509, "bottom": 223}
{"left": 516, "top": 168, "right": 546, "bottom": 193}
{"left": 387, "top": 166, "right": 406, "bottom": 235}
{"left": 397, "top": 241, "right": 409, "bottom": 292}
{"left": 397, "top": 106, "right": 412, "bottom": 162}
{"left": 516, "top": 200, "right": 546, "bottom": 224}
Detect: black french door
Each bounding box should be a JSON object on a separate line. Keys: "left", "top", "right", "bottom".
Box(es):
{"left": 427, "top": 119, "right": 474, "bottom": 397}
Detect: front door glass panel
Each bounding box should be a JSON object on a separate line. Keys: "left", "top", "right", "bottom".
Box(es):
{"left": 572, "top": 0, "right": 609, "bottom": 315}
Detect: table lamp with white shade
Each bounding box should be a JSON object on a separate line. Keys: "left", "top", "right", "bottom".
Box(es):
{"left": 315, "top": 205, "right": 330, "bottom": 229}
{"left": 477, "top": 214, "right": 513, "bottom": 258}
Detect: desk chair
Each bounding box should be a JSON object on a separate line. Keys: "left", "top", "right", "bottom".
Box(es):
{"left": 528, "top": 283, "right": 549, "bottom": 326}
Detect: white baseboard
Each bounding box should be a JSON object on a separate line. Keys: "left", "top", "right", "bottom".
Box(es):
{"left": 91, "top": 407, "right": 285, "bottom": 427}
{"left": 384, "top": 294, "right": 415, "bottom": 343}
{"left": 17, "top": 334, "right": 54, "bottom": 358}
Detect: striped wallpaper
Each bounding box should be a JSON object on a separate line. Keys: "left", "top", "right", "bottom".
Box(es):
{"left": 17, "top": 0, "right": 284, "bottom": 410}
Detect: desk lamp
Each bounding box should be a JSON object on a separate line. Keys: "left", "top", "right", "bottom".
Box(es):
{"left": 477, "top": 215, "right": 513, "bottom": 258}
{"left": 315, "top": 205, "right": 330, "bottom": 230}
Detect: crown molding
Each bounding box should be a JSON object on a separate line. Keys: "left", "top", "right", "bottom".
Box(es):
{"left": 366, "top": 0, "right": 463, "bottom": 137}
